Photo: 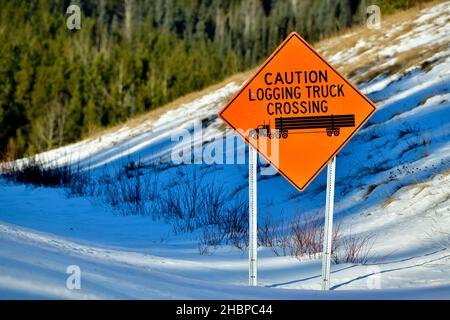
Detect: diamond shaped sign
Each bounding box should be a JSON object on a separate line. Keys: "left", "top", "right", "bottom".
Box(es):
{"left": 218, "top": 32, "right": 377, "bottom": 191}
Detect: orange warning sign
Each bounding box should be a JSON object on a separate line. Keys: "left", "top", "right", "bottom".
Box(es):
{"left": 218, "top": 32, "right": 377, "bottom": 191}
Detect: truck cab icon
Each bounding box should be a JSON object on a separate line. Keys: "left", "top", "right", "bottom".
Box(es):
{"left": 249, "top": 122, "right": 288, "bottom": 140}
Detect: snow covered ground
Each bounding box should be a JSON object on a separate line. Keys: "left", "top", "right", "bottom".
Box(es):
{"left": 1, "top": 2, "right": 449, "bottom": 299}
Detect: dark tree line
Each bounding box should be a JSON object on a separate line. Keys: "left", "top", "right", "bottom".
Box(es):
{"left": 0, "top": 0, "right": 430, "bottom": 159}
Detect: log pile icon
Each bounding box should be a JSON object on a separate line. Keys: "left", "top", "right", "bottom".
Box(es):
{"left": 249, "top": 114, "right": 355, "bottom": 139}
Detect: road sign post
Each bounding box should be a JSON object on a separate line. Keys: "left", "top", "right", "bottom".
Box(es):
{"left": 321, "top": 156, "right": 336, "bottom": 290}
{"left": 218, "top": 32, "right": 377, "bottom": 289}
{"left": 248, "top": 145, "right": 258, "bottom": 286}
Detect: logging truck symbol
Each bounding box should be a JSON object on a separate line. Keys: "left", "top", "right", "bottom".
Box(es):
{"left": 249, "top": 114, "right": 355, "bottom": 139}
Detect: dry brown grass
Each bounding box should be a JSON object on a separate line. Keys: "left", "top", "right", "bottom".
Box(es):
{"left": 441, "top": 167, "right": 450, "bottom": 176}
{"left": 316, "top": 0, "right": 443, "bottom": 55}
{"left": 355, "top": 42, "right": 448, "bottom": 85}
{"left": 316, "top": 0, "right": 448, "bottom": 84}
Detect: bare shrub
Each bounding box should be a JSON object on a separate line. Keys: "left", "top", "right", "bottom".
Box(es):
{"left": 290, "top": 214, "right": 324, "bottom": 258}
{"left": 220, "top": 199, "right": 248, "bottom": 250}
{"left": 333, "top": 234, "right": 375, "bottom": 264}
{"left": 65, "top": 163, "right": 102, "bottom": 197}
{"left": 157, "top": 169, "right": 205, "bottom": 232}
{"left": 103, "top": 161, "right": 159, "bottom": 216}
{"left": 197, "top": 200, "right": 248, "bottom": 254}
{"left": 258, "top": 213, "right": 276, "bottom": 248}
{"left": 264, "top": 213, "right": 292, "bottom": 257}
{"left": 201, "top": 183, "right": 227, "bottom": 226}
{"left": 258, "top": 211, "right": 372, "bottom": 264}
{"left": 1, "top": 157, "right": 79, "bottom": 188}
{"left": 0, "top": 157, "right": 101, "bottom": 198}
{"left": 258, "top": 212, "right": 328, "bottom": 258}
{"left": 155, "top": 167, "right": 250, "bottom": 251}
{"left": 66, "top": 170, "right": 92, "bottom": 196}
{"left": 198, "top": 225, "right": 224, "bottom": 255}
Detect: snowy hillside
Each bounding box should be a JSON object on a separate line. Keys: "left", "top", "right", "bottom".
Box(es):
{"left": 1, "top": 2, "right": 450, "bottom": 299}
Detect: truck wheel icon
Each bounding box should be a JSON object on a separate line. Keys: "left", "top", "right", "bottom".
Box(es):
{"left": 334, "top": 130, "right": 340, "bottom": 136}
{"left": 249, "top": 130, "right": 258, "bottom": 139}
{"left": 327, "top": 131, "right": 333, "bottom": 137}
{"left": 282, "top": 132, "right": 288, "bottom": 139}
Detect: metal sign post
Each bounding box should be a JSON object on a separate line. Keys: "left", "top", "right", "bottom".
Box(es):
{"left": 321, "top": 156, "right": 336, "bottom": 290}
{"left": 218, "top": 32, "right": 377, "bottom": 290}
{"left": 248, "top": 145, "right": 258, "bottom": 286}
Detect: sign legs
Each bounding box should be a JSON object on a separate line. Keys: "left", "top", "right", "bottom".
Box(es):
{"left": 249, "top": 145, "right": 258, "bottom": 286}
{"left": 322, "top": 156, "right": 336, "bottom": 290}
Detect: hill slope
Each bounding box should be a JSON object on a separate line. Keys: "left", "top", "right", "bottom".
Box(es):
{"left": 0, "top": 1, "right": 449, "bottom": 299}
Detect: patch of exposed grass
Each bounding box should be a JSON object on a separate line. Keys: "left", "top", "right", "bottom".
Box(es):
{"left": 365, "top": 183, "right": 380, "bottom": 199}
{"left": 316, "top": 0, "right": 448, "bottom": 86}
{"left": 400, "top": 138, "right": 430, "bottom": 158}
{"left": 397, "top": 123, "right": 420, "bottom": 139}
